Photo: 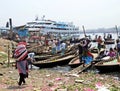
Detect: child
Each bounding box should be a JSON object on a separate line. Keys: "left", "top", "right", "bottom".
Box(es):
{"left": 108, "top": 48, "right": 116, "bottom": 57}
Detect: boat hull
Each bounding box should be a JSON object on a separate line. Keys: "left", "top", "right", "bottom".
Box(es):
{"left": 95, "top": 64, "right": 120, "bottom": 73}
{"left": 104, "top": 39, "right": 115, "bottom": 44}
{"left": 68, "top": 56, "right": 82, "bottom": 68}
{"left": 94, "top": 58, "right": 120, "bottom": 73}
{"left": 33, "top": 55, "right": 75, "bottom": 68}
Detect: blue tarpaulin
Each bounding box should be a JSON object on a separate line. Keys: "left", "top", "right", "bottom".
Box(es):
{"left": 17, "top": 29, "right": 28, "bottom": 37}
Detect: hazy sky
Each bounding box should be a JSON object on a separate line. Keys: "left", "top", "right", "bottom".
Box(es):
{"left": 0, "top": 0, "right": 120, "bottom": 29}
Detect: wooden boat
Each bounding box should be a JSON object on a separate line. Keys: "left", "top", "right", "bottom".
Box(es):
{"left": 90, "top": 45, "right": 105, "bottom": 54}
{"left": 34, "top": 43, "right": 78, "bottom": 61}
{"left": 34, "top": 54, "right": 53, "bottom": 60}
{"left": 91, "top": 39, "right": 97, "bottom": 42}
{"left": 68, "top": 52, "right": 99, "bottom": 68}
{"left": 104, "top": 39, "right": 115, "bottom": 44}
{"left": 68, "top": 56, "right": 82, "bottom": 68}
{"left": 32, "top": 51, "right": 76, "bottom": 68}
{"left": 90, "top": 47, "right": 99, "bottom": 53}
{"left": 94, "top": 57, "right": 120, "bottom": 73}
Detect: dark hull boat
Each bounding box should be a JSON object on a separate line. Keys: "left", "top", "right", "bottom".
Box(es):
{"left": 90, "top": 47, "right": 99, "bottom": 53}
{"left": 32, "top": 51, "right": 76, "bottom": 68}
{"left": 91, "top": 39, "right": 97, "bottom": 42}
{"left": 104, "top": 39, "right": 115, "bottom": 44}
{"left": 34, "top": 54, "right": 53, "bottom": 60}
{"left": 33, "top": 55, "right": 75, "bottom": 68}
{"left": 94, "top": 57, "right": 120, "bottom": 73}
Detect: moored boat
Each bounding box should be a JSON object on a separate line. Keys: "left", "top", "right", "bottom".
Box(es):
{"left": 94, "top": 57, "right": 120, "bottom": 73}
{"left": 32, "top": 54, "right": 75, "bottom": 68}
{"left": 32, "top": 49, "right": 76, "bottom": 68}
{"left": 68, "top": 56, "right": 82, "bottom": 68}
{"left": 68, "top": 52, "right": 99, "bottom": 68}
{"left": 34, "top": 44, "right": 78, "bottom": 61}
{"left": 104, "top": 39, "right": 115, "bottom": 44}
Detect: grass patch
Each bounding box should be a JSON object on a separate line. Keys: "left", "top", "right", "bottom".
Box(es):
{"left": 0, "top": 52, "right": 7, "bottom": 63}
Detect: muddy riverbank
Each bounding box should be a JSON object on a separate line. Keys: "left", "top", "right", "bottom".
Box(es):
{"left": 0, "top": 64, "right": 120, "bottom": 91}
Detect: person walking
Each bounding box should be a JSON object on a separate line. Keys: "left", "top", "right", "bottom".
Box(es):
{"left": 14, "top": 43, "right": 28, "bottom": 86}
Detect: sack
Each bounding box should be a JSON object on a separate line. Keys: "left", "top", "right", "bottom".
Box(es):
{"left": 14, "top": 44, "right": 28, "bottom": 61}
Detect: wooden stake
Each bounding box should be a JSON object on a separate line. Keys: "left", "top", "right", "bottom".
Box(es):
{"left": 115, "top": 25, "right": 119, "bottom": 39}
{"left": 82, "top": 25, "right": 87, "bottom": 38}
{"left": 8, "top": 44, "right": 10, "bottom": 67}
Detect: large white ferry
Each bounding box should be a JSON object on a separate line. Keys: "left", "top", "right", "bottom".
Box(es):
{"left": 25, "top": 17, "right": 80, "bottom": 36}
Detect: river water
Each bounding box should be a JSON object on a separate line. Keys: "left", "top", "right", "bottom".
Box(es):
{"left": 80, "top": 32, "right": 117, "bottom": 50}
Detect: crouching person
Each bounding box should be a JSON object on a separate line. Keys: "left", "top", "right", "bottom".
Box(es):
{"left": 27, "top": 52, "right": 35, "bottom": 69}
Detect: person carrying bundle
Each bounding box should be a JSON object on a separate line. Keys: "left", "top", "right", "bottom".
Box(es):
{"left": 14, "top": 42, "right": 29, "bottom": 86}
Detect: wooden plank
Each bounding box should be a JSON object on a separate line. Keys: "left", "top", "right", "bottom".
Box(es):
{"left": 77, "top": 64, "right": 91, "bottom": 74}
{"left": 68, "top": 63, "right": 91, "bottom": 74}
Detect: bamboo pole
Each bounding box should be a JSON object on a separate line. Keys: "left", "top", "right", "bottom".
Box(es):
{"left": 8, "top": 44, "right": 10, "bottom": 67}
{"left": 115, "top": 25, "right": 119, "bottom": 39}
{"left": 82, "top": 25, "right": 87, "bottom": 38}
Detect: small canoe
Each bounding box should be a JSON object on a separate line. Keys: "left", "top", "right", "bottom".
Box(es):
{"left": 34, "top": 54, "right": 53, "bottom": 60}
{"left": 32, "top": 54, "right": 75, "bottom": 68}
{"left": 32, "top": 50, "right": 76, "bottom": 68}
{"left": 34, "top": 44, "right": 77, "bottom": 61}
{"left": 90, "top": 47, "right": 99, "bottom": 53}
{"left": 104, "top": 39, "right": 115, "bottom": 44}
{"left": 69, "top": 52, "right": 99, "bottom": 68}
{"left": 94, "top": 57, "right": 120, "bottom": 73}
{"left": 68, "top": 56, "right": 83, "bottom": 68}
{"left": 92, "top": 39, "right": 97, "bottom": 42}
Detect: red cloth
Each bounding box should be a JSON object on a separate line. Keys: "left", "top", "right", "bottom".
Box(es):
{"left": 17, "top": 42, "right": 27, "bottom": 46}
{"left": 87, "top": 51, "right": 94, "bottom": 58}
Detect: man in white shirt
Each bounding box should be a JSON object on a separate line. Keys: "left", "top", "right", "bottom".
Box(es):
{"left": 61, "top": 41, "right": 66, "bottom": 55}
{"left": 51, "top": 40, "right": 57, "bottom": 54}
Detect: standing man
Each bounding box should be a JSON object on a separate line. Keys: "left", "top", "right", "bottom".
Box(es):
{"left": 51, "top": 39, "right": 57, "bottom": 54}
{"left": 78, "top": 38, "right": 93, "bottom": 65}
{"left": 97, "top": 36, "right": 103, "bottom": 52}
{"left": 60, "top": 41, "right": 66, "bottom": 55}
